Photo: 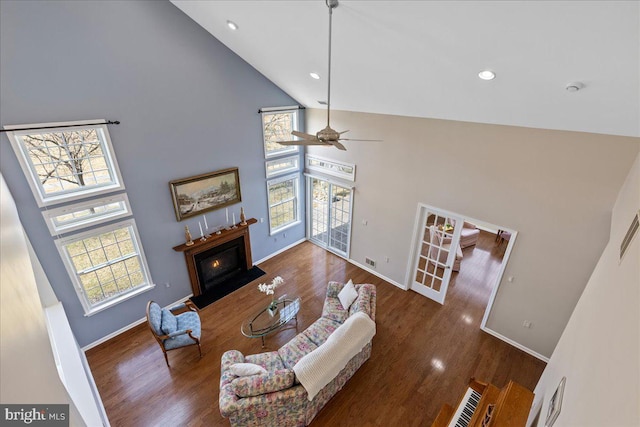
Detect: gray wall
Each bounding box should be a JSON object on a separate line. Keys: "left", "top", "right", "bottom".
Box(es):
{"left": 0, "top": 0, "right": 305, "bottom": 347}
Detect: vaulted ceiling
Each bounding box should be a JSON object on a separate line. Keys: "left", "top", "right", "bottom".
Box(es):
{"left": 172, "top": 1, "right": 640, "bottom": 138}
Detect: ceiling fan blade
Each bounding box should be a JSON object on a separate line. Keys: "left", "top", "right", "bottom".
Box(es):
{"left": 291, "top": 131, "right": 317, "bottom": 140}
{"left": 339, "top": 138, "right": 383, "bottom": 142}
{"left": 331, "top": 140, "right": 347, "bottom": 151}
{"left": 278, "top": 139, "right": 329, "bottom": 146}
{"left": 339, "top": 130, "right": 349, "bottom": 134}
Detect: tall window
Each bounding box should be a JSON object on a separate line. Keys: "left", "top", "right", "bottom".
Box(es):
{"left": 267, "top": 174, "right": 300, "bottom": 233}
{"left": 5, "top": 120, "right": 154, "bottom": 316}
{"left": 57, "top": 220, "right": 152, "bottom": 315}
{"left": 261, "top": 107, "right": 303, "bottom": 234}
{"left": 6, "top": 121, "right": 124, "bottom": 206}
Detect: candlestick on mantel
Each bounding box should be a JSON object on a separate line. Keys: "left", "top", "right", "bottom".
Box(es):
{"left": 240, "top": 207, "right": 247, "bottom": 225}
{"left": 185, "top": 225, "right": 194, "bottom": 246}
{"left": 232, "top": 212, "right": 237, "bottom": 229}
{"left": 203, "top": 215, "right": 208, "bottom": 230}
{"left": 226, "top": 208, "right": 229, "bottom": 223}
{"left": 198, "top": 222, "right": 206, "bottom": 241}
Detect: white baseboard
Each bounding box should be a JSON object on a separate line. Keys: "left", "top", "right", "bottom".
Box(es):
{"left": 347, "top": 259, "right": 408, "bottom": 290}
{"left": 481, "top": 326, "right": 550, "bottom": 363}
{"left": 255, "top": 238, "right": 307, "bottom": 265}
{"left": 82, "top": 295, "right": 192, "bottom": 352}
{"left": 348, "top": 258, "right": 547, "bottom": 363}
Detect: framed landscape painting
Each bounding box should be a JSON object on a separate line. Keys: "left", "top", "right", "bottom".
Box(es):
{"left": 169, "top": 167, "right": 241, "bottom": 221}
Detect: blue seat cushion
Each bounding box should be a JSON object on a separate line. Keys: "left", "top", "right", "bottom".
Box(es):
{"left": 148, "top": 302, "right": 163, "bottom": 335}
{"left": 176, "top": 311, "right": 201, "bottom": 338}
{"left": 163, "top": 312, "right": 201, "bottom": 350}
{"left": 161, "top": 308, "right": 177, "bottom": 334}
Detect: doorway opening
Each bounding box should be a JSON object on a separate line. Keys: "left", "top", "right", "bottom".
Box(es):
{"left": 406, "top": 203, "right": 516, "bottom": 328}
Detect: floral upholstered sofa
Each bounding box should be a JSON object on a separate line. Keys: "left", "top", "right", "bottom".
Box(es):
{"left": 219, "top": 281, "right": 377, "bottom": 426}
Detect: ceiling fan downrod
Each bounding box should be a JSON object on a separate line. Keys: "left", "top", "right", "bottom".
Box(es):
{"left": 326, "top": 0, "right": 338, "bottom": 128}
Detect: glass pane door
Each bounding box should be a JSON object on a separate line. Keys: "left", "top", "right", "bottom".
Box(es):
{"left": 328, "top": 184, "right": 351, "bottom": 255}
{"left": 308, "top": 177, "right": 352, "bottom": 257}
{"left": 409, "top": 205, "right": 463, "bottom": 305}
{"left": 310, "top": 178, "right": 329, "bottom": 245}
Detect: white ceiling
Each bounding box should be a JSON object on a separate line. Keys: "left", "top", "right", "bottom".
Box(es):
{"left": 171, "top": 1, "right": 640, "bottom": 138}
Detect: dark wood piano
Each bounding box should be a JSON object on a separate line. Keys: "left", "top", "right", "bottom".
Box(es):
{"left": 432, "top": 378, "right": 534, "bottom": 427}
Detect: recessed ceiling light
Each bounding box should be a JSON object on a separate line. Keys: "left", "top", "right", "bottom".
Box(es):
{"left": 309, "top": 72, "right": 320, "bottom": 80}
{"left": 478, "top": 70, "right": 496, "bottom": 80}
{"left": 226, "top": 20, "right": 238, "bottom": 30}
{"left": 566, "top": 82, "right": 584, "bottom": 92}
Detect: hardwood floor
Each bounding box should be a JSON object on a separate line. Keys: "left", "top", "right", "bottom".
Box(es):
{"left": 86, "top": 236, "right": 546, "bottom": 426}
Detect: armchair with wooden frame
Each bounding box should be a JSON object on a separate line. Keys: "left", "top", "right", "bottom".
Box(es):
{"left": 146, "top": 300, "right": 202, "bottom": 367}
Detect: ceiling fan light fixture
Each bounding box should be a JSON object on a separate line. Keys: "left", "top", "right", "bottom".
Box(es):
{"left": 310, "top": 72, "right": 321, "bottom": 80}
{"left": 478, "top": 70, "right": 496, "bottom": 80}
{"left": 226, "top": 20, "right": 238, "bottom": 31}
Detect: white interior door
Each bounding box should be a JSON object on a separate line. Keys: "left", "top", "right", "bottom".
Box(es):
{"left": 408, "top": 204, "right": 463, "bottom": 304}
{"left": 308, "top": 177, "right": 352, "bottom": 257}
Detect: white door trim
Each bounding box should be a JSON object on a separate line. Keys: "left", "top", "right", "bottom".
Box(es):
{"left": 479, "top": 227, "right": 518, "bottom": 330}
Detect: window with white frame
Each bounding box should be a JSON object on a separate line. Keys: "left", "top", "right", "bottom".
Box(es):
{"left": 5, "top": 119, "right": 154, "bottom": 315}
{"left": 5, "top": 120, "right": 124, "bottom": 206}
{"left": 42, "top": 193, "right": 132, "bottom": 236}
{"left": 265, "top": 155, "right": 299, "bottom": 178}
{"left": 306, "top": 154, "right": 356, "bottom": 181}
{"left": 56, "top": 219, "right": 153, "bottom": 316}
{"left": 261, "top": 109, "right": 300, "bottom": 158}
{"left": 267, "top": 174, "right": 300, "bottom": 233}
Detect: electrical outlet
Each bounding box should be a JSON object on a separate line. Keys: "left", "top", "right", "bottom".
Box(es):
{"left": 260, "top": 218, "right": 265, "bottom": 223}
{"left": 283, "top": 232, "right": 287, "bottom": 238}
{"left": 365, "top": 257, "right": 376, "bottom": 267}
{"left": 362, "top": 219, "right": 368, "bottom": 226}
{"left": 522, "top": 320, "right": 533, "bottom": 329}
{"left": 164, "top": 282, "right": 170, "bottom": 288}
{"left": 385, "top": 256, "right": 390, "bottom": 263}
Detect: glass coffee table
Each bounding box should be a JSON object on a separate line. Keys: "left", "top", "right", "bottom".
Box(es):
{"left": 241, "top": 295, "right": 301, "bottom": 347}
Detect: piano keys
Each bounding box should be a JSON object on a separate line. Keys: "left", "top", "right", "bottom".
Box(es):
{"left": 432, "top": 378, "right": 534, "bottom": 427}
{"left": 448, "top": 387, "right": 482, "bottom": 427}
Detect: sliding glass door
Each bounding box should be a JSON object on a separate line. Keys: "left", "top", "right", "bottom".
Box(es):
{"left": 308, "top": 177, "right": 352, "bottom": 257}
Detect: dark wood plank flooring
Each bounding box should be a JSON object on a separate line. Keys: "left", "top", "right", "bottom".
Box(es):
{"left": 86, "top": 235, "right": 545, "bottom": 426}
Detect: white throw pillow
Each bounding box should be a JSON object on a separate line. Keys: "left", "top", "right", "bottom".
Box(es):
{"left": 229, "top": 363, "right": 267, "bottom": 377}
{"left": 338, "top": 279, "right": 358, "bottom": 310}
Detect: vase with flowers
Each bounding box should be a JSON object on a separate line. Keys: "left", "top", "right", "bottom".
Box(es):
{"left": 258, "top": 276, "right": 284, "bottom": 316}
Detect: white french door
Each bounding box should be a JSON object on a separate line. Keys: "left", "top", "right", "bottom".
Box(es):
{"left": 307, "top": 176, "right": 353, "bottom": 257}
{"left": 407, "top": 204, "right": 464, "bottom": 305}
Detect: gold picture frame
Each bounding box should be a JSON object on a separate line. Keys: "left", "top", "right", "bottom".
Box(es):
{"left": 169, "top": 167, "right": 241, "bottom": 221}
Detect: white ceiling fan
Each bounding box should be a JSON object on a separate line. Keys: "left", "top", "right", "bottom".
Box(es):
{"left": 278, "top": 0, "right": 379, "bottom": 151}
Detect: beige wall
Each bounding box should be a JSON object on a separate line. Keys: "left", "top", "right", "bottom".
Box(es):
{"left": 531, "top": 153, "right": 639, "bottom": 426}
{"left": 306, "top": 108, "right": 639, "bottom": 357}
{"left": 0, "top": 174, "right": 84, "bottom": 426}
